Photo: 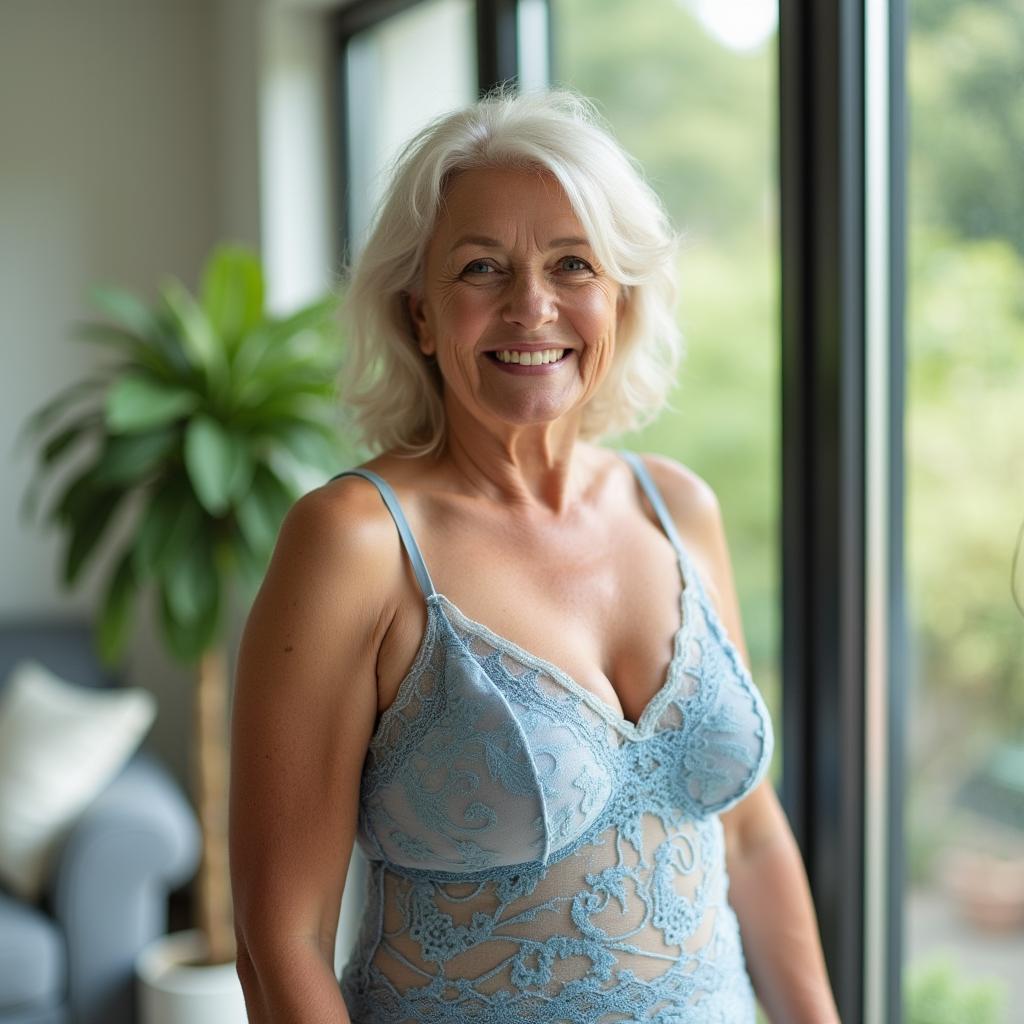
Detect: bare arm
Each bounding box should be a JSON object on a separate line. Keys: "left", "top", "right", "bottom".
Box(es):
{"left": 722, "top": 782, "right": 840, "bottom": 1022}
{"left": 229, "top": 482, "right": 399, "bottom": 1023}
{"left": 644, "top": 454, "right": 840, "bottom": 1023}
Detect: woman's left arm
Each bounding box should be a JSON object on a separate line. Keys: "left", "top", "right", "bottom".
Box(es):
{"left": 643, "top": 454, "right": 840, "bottom": 1023}
{"left": 722, "top": 781, "right": 840, "bottom": 1023}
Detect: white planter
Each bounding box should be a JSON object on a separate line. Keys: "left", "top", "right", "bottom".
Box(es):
{"left": 136, "top": 930, "right": 248, "bottom": 1024}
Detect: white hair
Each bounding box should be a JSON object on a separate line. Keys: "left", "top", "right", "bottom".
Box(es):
{"left": 338, "top": 86, "right": 684, "bottom": 457}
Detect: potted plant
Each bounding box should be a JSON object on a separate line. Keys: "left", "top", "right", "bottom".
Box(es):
{"left": 18, "top": 244, "right": 347, "bottom": 1024}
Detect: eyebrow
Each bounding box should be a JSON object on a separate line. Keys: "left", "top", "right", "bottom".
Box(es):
{"left": 449, "top": 234, "right": 592, "bottom": 252}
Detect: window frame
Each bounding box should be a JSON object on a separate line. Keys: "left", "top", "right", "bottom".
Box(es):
{"left": 779, "top": 0, "right": 905, "bottom": 1020}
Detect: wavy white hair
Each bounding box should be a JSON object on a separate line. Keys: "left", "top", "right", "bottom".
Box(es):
{"left": 338, "top": 87, "right": 684, "bottom": 457}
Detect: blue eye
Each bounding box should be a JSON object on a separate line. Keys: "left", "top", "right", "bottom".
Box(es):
{"left": 560, "top": 256, "right": 592, "bottom": 272}
{"left": 463, "top": 260, "right": 495, "bottom": 275}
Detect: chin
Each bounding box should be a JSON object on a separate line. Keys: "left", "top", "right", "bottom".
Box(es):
{"left": 488, "top": 401, "right": 582, "bottom": 431}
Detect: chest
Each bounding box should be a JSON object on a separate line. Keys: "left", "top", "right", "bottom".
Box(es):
{"left": 375, "top": 496, "right": 703, "bottom": 727}
{"left": 358, "top": 576, "right": 774, "bottom": 875}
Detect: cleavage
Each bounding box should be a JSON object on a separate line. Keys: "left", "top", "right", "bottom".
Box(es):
{"left": 433, "top": 555, "right": 684, "bottom": 727}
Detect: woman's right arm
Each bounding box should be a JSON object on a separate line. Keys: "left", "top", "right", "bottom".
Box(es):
{"left": 229, "top": 481, "right": 399, "bottom": 1023}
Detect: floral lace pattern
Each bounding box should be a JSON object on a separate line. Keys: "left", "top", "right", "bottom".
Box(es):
{"left": 340, "top": 557, "right": 774, "bottom": 1023}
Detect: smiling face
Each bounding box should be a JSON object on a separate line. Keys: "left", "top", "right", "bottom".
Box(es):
{"left": 407, "top": 165, "right": 622, "bottom": 442}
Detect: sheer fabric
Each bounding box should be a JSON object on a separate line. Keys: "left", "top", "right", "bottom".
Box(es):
{"left": 332, "top": 452, "right": 774, "bottom": 1023}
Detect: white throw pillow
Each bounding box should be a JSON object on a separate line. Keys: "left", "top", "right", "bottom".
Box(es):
{"left": 0, "top": 658, "right": 157, "bottom": 901}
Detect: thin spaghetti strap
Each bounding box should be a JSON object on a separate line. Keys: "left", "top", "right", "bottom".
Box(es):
{"left": 617, "top": 449, "right": 691, "bottom": 567}
{"left": 329, "top": 468, "right": 437, "bottom": 600}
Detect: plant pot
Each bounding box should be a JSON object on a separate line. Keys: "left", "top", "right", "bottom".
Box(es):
{"left": 136, "top": 930, "right": 247, "bottom": 1024}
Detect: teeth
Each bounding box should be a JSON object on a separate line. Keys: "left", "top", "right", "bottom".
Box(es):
{"left": 494, "top": 348, "right": 566, "bottom": 365}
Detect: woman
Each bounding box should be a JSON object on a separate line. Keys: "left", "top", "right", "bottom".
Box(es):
{"left": 229, "top": 89, "right": 840, "bottom": 1022}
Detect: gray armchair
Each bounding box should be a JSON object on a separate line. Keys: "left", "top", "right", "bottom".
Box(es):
{"left": 0, "top": 621, "right": 201, "bottom": 1024}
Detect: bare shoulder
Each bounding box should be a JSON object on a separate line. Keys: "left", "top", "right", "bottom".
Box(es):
{"left": 305, "top": 469, "right": 407, "bottom": 574}
{"left": 631, "top": 452, "right": 723, "bottom": 550}
{"left": 231, "top": 471, "right": 412, "bottom": 769}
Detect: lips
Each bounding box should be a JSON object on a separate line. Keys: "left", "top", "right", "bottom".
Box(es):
{"left": 484, "top": 344, "right": 574, "bottom": 354}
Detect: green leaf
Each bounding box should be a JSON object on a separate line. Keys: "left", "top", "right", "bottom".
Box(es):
{"left": 16, "top": 377, "right": 107, "bottom": 446}
{"left": 87, "top": 284, "right": 161, "bottom": 338}
{"left": 39, "top": 412, "right": 104, "bottom": 466}
{"left": 233, "top": 392, "right": 334, "bottom": 424}
{"left": 133, "top": 477, "right": 203, "bottom": 578}
{"left": 18, "top": 416, "right": 105, "bottom": 527}
{"left": 164, "top": 534, "right": 218, "bottom": 622}
{"left": 62, "top": 489, "right": 124, "bottom": 586}
{"left": 158, "top": 557, "right": 221, "bottom": 663}
{"left": 48, "top": 464, "right": 103, "bottom": 526}
{"left": 224, "top": 440, "right": 256, "bottom": 503}
{"left": 156, "top": 544, "right": 221, "bottom": 663}
{"left": 106, "top": 375, "right": 198, "bottom": 433}
{"left": 201, "top": 245, "right": 264, "bottom": 349}
{"left": 227, "top": 532, "right": 268, "bottom": 597}
{"left": 263, "top": 296, "right": 340, "bottom": 347}
{"left": 238, "top": 357, "right": 340, "bottom": 401}
{"left": 234, "top": 463, "right": 295, "bottom": 556}
{"left": 92, "top": 429, "right": 179, "bottom": 487}
{"left": 72, "top": 322, "right": 173, "bottom": 377}
{"left": 161, "top": 277, "right": 225, "bottom": 376}
{"left": 97, "top": 548, "right": 139, "bottom": 665}
{"left": 184, "top": 416, "right": 242, "bottom": 515}
{"left": 231, "top": 295, "right": 339, "bottom": 380}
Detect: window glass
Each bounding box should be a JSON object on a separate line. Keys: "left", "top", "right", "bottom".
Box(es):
{"left": 553, "top": 0, "right": 782, "bottom": 763}
{"left": 344, "top": 0, "right": 476, "bottom": 254}
{"left": 903, "top": 0, "right": 1024, "bottom": 1017}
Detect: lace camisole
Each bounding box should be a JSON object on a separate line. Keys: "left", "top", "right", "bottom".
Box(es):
{"left": 330, "top": 449, "right": 774, "bottom": 1023}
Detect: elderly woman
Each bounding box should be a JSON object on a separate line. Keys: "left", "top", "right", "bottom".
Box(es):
{"left": 229, "top": 90, "right": 839, "bottom": 1023}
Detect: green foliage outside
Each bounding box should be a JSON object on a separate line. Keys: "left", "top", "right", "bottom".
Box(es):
{"left": 904, "top": 954, "right": 1007, "bottom": 1024}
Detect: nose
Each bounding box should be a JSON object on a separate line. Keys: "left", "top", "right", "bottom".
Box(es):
{"left": 501, "top": 269, "right": 558, "bottom": 330}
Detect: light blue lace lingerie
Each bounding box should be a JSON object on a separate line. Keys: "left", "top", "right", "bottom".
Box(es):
{"left": 329, "top": 450, "right": 774, "bottom": 1023}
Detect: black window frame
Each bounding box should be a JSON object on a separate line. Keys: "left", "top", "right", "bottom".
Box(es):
{"left": 779, "top": 0, "right": 906, "bottom": 1019}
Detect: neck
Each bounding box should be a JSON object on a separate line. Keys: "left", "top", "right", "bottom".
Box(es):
{"left": 441, "top": 401, "right": 591, "bottom": 517}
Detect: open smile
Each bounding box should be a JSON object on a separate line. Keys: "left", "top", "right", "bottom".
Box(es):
{"left": 484, "top": 348, "right": 574, "bottom": 373}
